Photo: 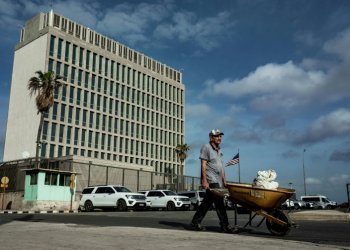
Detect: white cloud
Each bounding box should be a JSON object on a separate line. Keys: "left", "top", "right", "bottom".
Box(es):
{"left": 202, "top": 61, "right": 327, "bottom": 111}
{"left": 186, "top": 103, "right": 211, "bottom": 117}
{"left": 154, "top": 11, "right": 233, "bottom": 50}
{"left": 328, "top": 174, "right": 350, "bottom": 185}
{"left": 96, "top": 2, "right": 172, "bottom": 45}
{"left": 295, "top": 108, "right": 350, "bottom": 145}
{"left": 324, "top": 27, "right": 350, "bottom": 61}
{"left": 306, "top": 177, "right": 321, "bottom": 185}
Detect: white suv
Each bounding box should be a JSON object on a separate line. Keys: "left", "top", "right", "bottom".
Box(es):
{"left": 177, "top": 190, "right": 205, "bottom": 210}
{"left": 79, "top": 185, "right": 147, "bottom": 212}
{"left": 139, "top": 190, "right": 191, "bottom": 211}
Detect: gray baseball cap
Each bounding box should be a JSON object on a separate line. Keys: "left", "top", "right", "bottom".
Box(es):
{"left": 209, "top": 129, "right": 224, "bottom": 136}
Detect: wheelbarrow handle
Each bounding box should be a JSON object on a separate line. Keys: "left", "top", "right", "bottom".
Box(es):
{"left": 207, "top": 188, "right": 229, "bottom": 198}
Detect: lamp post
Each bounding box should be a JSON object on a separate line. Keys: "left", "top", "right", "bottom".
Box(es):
{"left": 302, "top": 149, "right": 307, "bottom": 196}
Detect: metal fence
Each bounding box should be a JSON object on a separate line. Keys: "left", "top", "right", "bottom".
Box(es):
{"left": 0, "top": 157, "right": 201, "bottom": 195}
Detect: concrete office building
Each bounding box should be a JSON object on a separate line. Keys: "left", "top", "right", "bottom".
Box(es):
{"left": 4, "top": 11, "right": 185, "bottom": 176}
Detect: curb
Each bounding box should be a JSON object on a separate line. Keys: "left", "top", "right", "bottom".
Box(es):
{"left": 0, "top": 210, "right": 79, "bottom": 214}
{"left": 289, "top": 211, "right": 350, "bottom": 222}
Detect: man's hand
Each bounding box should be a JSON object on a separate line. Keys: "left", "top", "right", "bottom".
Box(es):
{"left": 202, "top": 181, "right": 209, "bottom": 190}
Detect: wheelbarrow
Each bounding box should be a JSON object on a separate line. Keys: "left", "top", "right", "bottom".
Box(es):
{"left": 211, "top": 182, "right": 295, "bottom": 236}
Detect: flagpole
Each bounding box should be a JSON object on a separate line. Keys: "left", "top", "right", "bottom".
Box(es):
{"left": 238, "top": 149, "right": 240, "bottom": 183}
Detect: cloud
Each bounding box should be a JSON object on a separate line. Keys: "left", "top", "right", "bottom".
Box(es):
{"left": 96, "top": 2, "right": 172, "bottom": 45}
{"left": 324, "top": 26, "right": 350, "bottom": 61}
{"left": 294, "top": 108, "right": 350, "bottom": 145}
{"left": 254, "top": 115, "right": 286, "bottom": 129}
{"left": 202, "top": 61, "right": 327, "bottom": 111}
{"left": 281, "top": 150, "right": 299, "bottom": 159}
{"left": 186, "top": 103, "right": 211, "bottom": 117}
{"left": 329, "top": 150, "right": 350, "bottom": 162}
{"left": 233, "top": 129, "right": 261, "bottom": 143}
{"left": 154, "top": 11, "right": 233, "bottom": 50}
{"left": 306, "top": 177, "right": 321, "bottom": 185}
{"left": 328, "top": 174, "right": 350, "bottom": 185}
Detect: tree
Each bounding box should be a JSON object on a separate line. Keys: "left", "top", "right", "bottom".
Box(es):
{"left": 175, "top": 144, "right": 190, "bottom": 175}
{"left": 28, "top": 70, "right": 63, "bottom": 168}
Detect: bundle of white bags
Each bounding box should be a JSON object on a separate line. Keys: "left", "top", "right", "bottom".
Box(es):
{"left": 253, "top": 169, "right": 279, "bottom": 190}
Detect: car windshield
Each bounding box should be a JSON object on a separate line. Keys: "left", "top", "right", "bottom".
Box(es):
{"left": 114, "top": 186, "right": 131, "bottom": 192}
{"left": 163, "top": 190, "right": 177, "bottom": 196}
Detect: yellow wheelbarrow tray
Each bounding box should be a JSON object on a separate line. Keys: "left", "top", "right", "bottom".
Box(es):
{"left": 210, "top": 182, "right": 296, "bottom": 236}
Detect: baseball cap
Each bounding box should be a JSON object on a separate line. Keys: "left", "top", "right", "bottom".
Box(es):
{"left": 209, "top": 129, "right": 224, "bottom": 136}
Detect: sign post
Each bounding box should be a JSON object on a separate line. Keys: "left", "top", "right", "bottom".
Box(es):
{"left": 1, "top": 176, "right": 9, "bottom": 210}
{"left": 70, "top": 174, "right": 75, "bottom": 211}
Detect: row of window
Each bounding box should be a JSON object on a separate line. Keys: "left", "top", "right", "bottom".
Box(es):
{"left": 30, "top": 172, "right": 71, "bottom": 186}
{"left": 49, "top": 101, "right": 183, "bottom": 134}
{"left": 48, "top": 48, "right": 183, "bottom": 105}
{"left": 42, "top": 122, "right": 180, "bottom": 160}
{"left": 47, "top": 15, "right": 181, "bottom": 83}
{"left": 48, "top": 59, "right": 184, "bottom": 119}
{"left": 40, "top": 144, "right": 180, "bottom": 174}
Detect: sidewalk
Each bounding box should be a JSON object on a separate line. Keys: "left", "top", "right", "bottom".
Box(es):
{"left": 0, "top": 209, "right": 349, "bottom": 249}
{"left": 0, "top": 220, "right": 348, "bottom": 250}
{"left": 289, "top": 209, "right": 350, "bottom": 221}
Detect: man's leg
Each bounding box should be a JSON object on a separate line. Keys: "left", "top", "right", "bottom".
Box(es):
{"left": 191, "top": 189, "right": 214, "bottom": 230}
{"left": 214, "top": 197, "right": 239, "bottom": 233}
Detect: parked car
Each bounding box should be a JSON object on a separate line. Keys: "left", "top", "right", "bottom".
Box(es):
{"left": 177, "top": 190, "right": 205, "bottom": 210}
{"left": 224, "top": 194, "right": 235, "bottom": 209}
{"left": 281, "top": 199, "right": 295, "bottom": 209}
{"left": 139, "top": 190, "right": 191, "bottom": 211}
{"left": 79, "top": 185, "right": 148, "bottom": 212}
{"left": 223, "top": 194, "right": 251, "bottom": 213}
{"left": 301, "top": 195, "right": 337, "bottom": 209}
{"left": 290, "top": 199, "right": 307, "bottom": 210}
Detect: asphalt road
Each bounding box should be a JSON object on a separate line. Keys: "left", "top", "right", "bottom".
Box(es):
{"left": 1, "top": 210, "right": 349, "bottom": 248}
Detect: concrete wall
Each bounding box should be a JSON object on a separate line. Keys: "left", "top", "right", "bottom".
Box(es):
{"left": 3, "top": 33, "right": 48, "bottom": 161}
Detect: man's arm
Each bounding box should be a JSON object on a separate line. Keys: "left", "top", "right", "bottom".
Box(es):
{"left": 221, "top": 168, "right": 227, "bottom": 188}
{"left": 201, "top": 159, "right": 209, "bottom": 189}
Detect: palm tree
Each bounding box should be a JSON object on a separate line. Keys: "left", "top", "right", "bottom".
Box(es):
{"left": 28, "top": 70, "right": 63, "bottom": 168}
{"left": 175, "top": 144, "right": 190, "bottom": 175}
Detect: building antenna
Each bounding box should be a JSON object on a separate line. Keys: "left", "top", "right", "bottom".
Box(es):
{"left": 50, "top": 0, "right": 53, "bottom": 11}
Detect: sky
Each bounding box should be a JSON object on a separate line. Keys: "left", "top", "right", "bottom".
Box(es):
{"left": 0, "top": 0, "right": 350, "bottom": 203}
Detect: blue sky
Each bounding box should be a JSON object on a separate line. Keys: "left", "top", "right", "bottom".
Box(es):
{"left": 1, "top": 0, "right": 349, "bottom": 203}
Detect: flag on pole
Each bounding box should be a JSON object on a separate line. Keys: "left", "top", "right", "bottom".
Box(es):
{"left": 226, "top": 153, "right": 239, "bottom": 167}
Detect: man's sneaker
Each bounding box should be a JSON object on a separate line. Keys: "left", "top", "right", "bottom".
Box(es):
{"left": 221, "top": 225, "right": 239, "bottom": 234}
{"left": 190, "top": 222, "right": 206, "bottom": 231}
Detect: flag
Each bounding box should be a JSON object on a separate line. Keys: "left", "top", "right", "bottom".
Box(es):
{"left": 226, "top": 153, "right": 239, "bottom": 167}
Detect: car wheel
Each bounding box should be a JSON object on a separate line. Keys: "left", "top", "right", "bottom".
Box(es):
{"left": 294, "top": 204, "right": 300, "bottom": 210}
{"left": 116, "top": 199, "right": 128, "bottom": 211}
{"left": 166, "top": 201, "right": 175, "bottom": 211}
{"left": 84, "top": 200, "right": 94, "bottom": 212}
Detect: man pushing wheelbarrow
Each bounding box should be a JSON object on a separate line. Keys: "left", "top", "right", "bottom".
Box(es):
{"left": 190, "top": 129, "right": 239, "bottom": 234}
{"left": 190, "top": 129, "right": 295, "bottom": 236}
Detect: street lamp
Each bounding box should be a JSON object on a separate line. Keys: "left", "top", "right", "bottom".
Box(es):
{"left": 302, "top": 149, "right": 307, "bottom": 196}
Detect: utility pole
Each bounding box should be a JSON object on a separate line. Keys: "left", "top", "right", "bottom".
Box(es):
{"left": 302, "top": 149, "right": 307, "bottom": 196}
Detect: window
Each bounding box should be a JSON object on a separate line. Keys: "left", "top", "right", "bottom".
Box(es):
{"left": 53, "top": 14, "right": 60, "bottom": 27}
{"left": 45, "top": 173, "right": 58, "bottom": 185}
{"left": 51, "top": 123, "right": 57, "bottom": 141}
{"left": 72, "top": 45, "right": 77, "bottom": 64}
{"left": 59, "top": 174, "right": 70, "bottom": 186}
{"left": 64, "top": 42, "right": 70, "bottom": 62}
{"left": 30, "top": 173, "right": 38, "bottom": 185}
{"left": 79, "top": 47, "right": 84, "bottom": 67}
{"left": 49, "top": 36, "right": 55, "bottom": 57}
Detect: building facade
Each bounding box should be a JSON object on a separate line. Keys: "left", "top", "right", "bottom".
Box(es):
{"left": 4, "top": 11, "right": 185, "bottom": 175}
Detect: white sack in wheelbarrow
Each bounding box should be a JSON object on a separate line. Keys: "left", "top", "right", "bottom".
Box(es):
{"left": 253, "top": 169, "right": 279, "bottom": 190}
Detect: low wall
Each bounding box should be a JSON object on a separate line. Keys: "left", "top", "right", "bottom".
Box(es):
{"left": 0, "top": 192, "right": 23, "bottom": 210}
{"left": 1, "top": 191, "right": 79, "bottom": 211}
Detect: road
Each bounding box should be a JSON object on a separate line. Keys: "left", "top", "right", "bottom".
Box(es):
{"left": 0, "top": 210, "right": 349, "bottom": 248}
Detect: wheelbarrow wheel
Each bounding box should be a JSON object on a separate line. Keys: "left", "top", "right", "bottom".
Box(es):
{"left": 266, "top": 209, "right": 291, "bottom": 236}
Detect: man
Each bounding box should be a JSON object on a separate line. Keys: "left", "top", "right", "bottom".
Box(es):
{"left": 190, "top": 129, "right": 238, "bottom": 233}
